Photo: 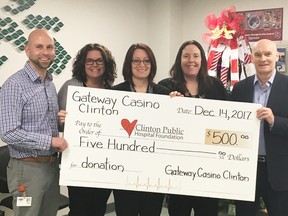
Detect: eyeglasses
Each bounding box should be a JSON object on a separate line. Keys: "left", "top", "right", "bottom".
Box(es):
{"left": 85, "top": 58, "right": 104, "bottom": 65}
{"left": 132, "top": 59, "right": 151, "bottom": 65}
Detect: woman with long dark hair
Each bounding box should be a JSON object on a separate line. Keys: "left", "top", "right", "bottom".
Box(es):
{"left": 158, "top": 40, "right": 226, "bottom": 216}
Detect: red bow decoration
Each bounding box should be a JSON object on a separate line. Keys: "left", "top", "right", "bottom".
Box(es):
{"left": 203, "top": 5, "right": 245, "bottom": 47}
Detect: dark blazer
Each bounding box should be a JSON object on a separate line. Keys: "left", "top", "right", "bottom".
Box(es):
{"left": 231, "top": 72, "right": 288, "bottom": 190}
{"left": 112, "top": 81, "right": 170, "bottom": 95}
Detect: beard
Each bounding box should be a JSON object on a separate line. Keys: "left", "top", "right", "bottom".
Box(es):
{"left": 30, "top": 57, "right": 54, "bottom": 71}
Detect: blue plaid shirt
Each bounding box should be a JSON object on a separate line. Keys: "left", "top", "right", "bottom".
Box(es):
{"left": 0, "top": 62, "right": 59, "bottom": 158}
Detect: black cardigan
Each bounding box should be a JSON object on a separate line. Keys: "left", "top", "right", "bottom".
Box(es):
{"left": 112, "top": 81, "right": 170, "bottom": 95}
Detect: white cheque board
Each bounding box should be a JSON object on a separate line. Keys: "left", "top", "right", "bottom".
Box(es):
{"left": 60, "top": 86, "right": 261, "bottom": 201}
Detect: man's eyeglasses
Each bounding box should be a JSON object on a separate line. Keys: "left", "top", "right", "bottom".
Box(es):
{"left": 132, "top": 59, "right": 151, "bottom": 65}
{"left": 85, "top": 58, "right": 104, "bottom": 65}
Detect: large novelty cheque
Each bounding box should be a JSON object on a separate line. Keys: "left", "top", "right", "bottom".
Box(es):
{"left": 60, "top": 86, "right": 261, "bottom": 201}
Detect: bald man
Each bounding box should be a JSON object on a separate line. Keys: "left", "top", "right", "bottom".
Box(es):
{"left": 231, "top": 39, "right": 288, "bottom": 216}
{"left": 0, "top": 29, "right": 68, "bottom": 216}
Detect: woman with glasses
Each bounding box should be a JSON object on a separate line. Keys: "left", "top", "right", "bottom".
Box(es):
{"left": 112, "top": 43, "right": 170, "bottom": 216}
{"left": 57, "top": 43, "right": 117, "bottom": 216}
{"left": 158, "top": 40, "right": 227, "bottom": 216}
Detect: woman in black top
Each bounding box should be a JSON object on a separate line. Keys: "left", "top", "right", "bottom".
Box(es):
{"left": 112, "top": 43, "right": 169, "bottom": 216}
{"left": 58, "top": 43, "right": 117, "bottom": 216}
{"left": 159, "top": 40, "right": 226, "bottom": 100}
{"left": 158, "top": 40, "right": 226, "bottom": 216}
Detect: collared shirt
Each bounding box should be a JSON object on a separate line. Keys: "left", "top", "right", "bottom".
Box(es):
{"left": 0, "top": 62, "right": 59, "bottom": 158}
{"left": 253, "top": 71, "right": 275, "bottom": 155}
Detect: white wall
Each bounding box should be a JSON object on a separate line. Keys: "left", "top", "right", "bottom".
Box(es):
{"left": 0, "top": 0, "right": 151, "bottom": 90}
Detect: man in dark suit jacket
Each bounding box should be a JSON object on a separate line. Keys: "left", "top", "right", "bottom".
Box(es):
{"left": 231, "top": 39, "right": 288, "bottom": 216}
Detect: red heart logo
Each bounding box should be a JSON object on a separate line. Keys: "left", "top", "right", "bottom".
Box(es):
{"left": 121, "top": 119, "right": 138, "bottom": 137}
